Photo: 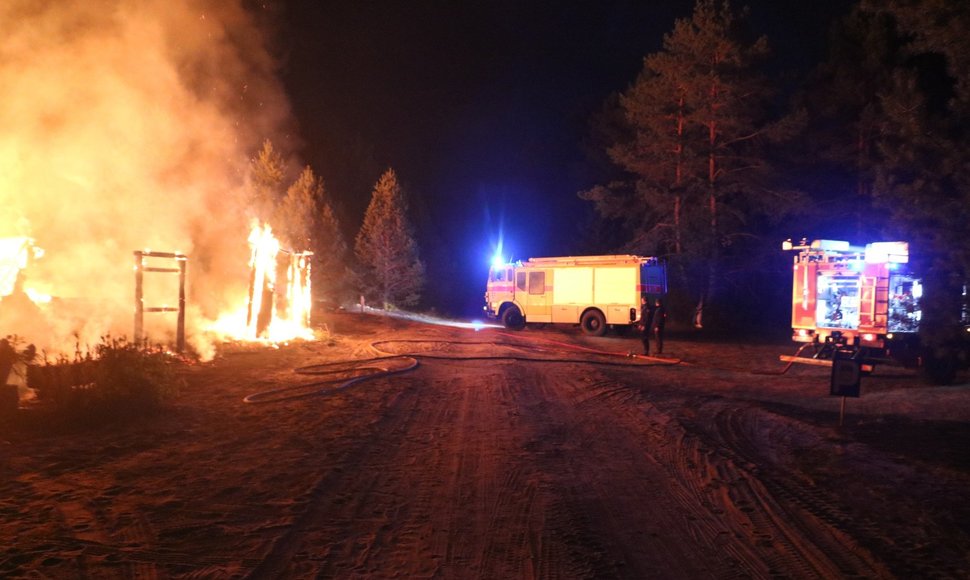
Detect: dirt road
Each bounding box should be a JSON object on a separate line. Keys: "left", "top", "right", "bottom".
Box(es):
{"left": 2, "top": 312, "right": 968, "bottom": 578}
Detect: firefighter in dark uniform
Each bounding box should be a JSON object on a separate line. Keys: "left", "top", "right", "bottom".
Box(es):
{"left": 652, "top": 298, "right": 667, "bottom": 354}
{"left": 639, "top": 295, "right": 655, "bottom": 356}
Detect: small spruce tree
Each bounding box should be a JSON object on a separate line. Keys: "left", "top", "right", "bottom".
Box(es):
{"left": 276, "top": 165, "right": 319, "bottom": 251}
{"left": 354, "top": 169, "right": 424, "bottom": 309}
{"left": 249, "top": 139, "right": 286, "bottom": 223}
{"left": 314, "top": 183, "right": 354, "bottom": 307}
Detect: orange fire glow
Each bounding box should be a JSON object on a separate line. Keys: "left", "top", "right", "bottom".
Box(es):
{"left": 0, "top": 2, "right": 297, "bottom": 359}
{"left": 0, "top": 237, "right": 40, "bottom": 298}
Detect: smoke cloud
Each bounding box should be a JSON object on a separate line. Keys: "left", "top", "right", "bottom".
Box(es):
{"left": 0, "top": 0, "right": 294, "bottom": 356}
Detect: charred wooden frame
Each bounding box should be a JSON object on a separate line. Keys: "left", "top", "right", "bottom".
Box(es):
{"left": 134, "top": 250, "right": 187, "bottom": 352}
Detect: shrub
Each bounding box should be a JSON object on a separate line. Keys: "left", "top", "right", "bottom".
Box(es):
{"left": 39, "top": 336, "right": 184, "bottom": 423}
{"left": 89, "top": 337, "right": 184, "bottom": 415}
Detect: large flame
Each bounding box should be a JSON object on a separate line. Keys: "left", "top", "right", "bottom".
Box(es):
{"left": 0, "top": 237, "right": 39, "bottom": 297}
{"left": 0, "top": 1, "right": 294, "bottom": 358}
{"left": 207, "top": 222, "right": 314, "bottom": 343}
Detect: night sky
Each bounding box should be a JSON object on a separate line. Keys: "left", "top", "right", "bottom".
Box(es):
{"left": 275, "top": 0, "right": 856, "bottom": 316}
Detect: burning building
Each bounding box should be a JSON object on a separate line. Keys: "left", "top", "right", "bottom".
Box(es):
{"left": 0, "top": 1, "right": 303, "bottom": 357}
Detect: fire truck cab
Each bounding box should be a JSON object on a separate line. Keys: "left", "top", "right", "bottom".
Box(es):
{"left": 784, "top": 239, "right": 922, "bottom": 365}
{"left": 484, "top": 255, "right": 667, "bottom": 336}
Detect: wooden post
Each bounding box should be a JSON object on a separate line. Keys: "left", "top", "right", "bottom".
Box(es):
{"left": 256, "top": 276, "right": 274, "bottom": 338}
{"left": 177, "top": 256, "right": 186, "bottom": 353}
{"left": 246, "top": 261, "right": 256, "bottom": 328}
{"left": 134, "top": 251, "right": 145, "bottom": 342}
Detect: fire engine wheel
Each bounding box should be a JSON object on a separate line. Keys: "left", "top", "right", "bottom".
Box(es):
{"left": 502, "top": 306, "right": 525, "bottom": 330}
{"left": 580, "top": 310, "right": 607, "bottom": 337}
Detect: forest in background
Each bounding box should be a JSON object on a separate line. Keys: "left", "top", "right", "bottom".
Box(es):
{"left": 577, "top": 0, "right": 968, "bottom": 346}
{"left": 262, "top": 0, "right": 968, "bottom": 358}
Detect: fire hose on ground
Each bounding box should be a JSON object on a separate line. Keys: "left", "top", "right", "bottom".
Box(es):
{"left": 241, "top": 334, "right": 682, "bottom": 404}
{"left": 240, "top": 327, "right": 818, "bottom": 404}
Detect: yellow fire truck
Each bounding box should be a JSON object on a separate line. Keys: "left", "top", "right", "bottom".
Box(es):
{"left": 782, "top": 239, "right": 922, "bottom": 367}
{"left": 484, "top": 255, "right": 667, "bottom": 335}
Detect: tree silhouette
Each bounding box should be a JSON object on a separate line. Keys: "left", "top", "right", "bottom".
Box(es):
{"left": 861, "top": 0, "right": 970, "bottom": 379}
{"left": 584, "top": 0, "right": 798, "bottom": 326}
{"left": 794, "top": 6, "right": 898, "bottom": 239}
{"left": 354, "top": 169, "right": 424, "bottom": 309}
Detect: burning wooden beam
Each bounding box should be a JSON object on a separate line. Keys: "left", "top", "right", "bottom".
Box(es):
{"left": 244, "top": 223, "right": 313, "bottom": 340}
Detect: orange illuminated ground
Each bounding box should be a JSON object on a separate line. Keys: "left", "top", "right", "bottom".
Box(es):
{"left": 1, "top": 312, "right": 968, "bottom": 578}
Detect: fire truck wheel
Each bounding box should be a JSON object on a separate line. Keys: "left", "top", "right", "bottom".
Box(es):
{"left": 502, "top": 306, "right": 525, "bottom": 330}
{"left": 580, "top": 310, "right": 607, "bottom": 337}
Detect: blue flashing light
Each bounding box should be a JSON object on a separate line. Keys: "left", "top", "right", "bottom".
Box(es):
{"left": 848, "top": 260, "right": 864, "bottom": 271}
{"left": 887, "top": 262, "right": 899, "bottom": 271}
{"left": 491, "top": 253, "right": 506, "bottom": 270}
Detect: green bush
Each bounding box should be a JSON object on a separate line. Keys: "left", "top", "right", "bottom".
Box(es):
{"left": 90, "top": 337, "right": 183, "bottom": 414}
{"left": 43, "top": 336, "right": 184, "bottom": 423}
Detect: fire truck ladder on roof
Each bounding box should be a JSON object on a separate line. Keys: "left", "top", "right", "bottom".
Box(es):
{"left": 134, "top": 250, "right": 187, "bottom": 353}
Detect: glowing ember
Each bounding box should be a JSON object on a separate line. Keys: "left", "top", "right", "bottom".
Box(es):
{"left": 207, "top": 222, "right": 314, "bottom": 343}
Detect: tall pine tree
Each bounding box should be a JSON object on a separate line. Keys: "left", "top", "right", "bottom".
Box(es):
{"left": 862, "top": 0, "right": 970, "bottom": 380}
{"left": 586, "top": 0, "right": 797, "bottom": 327}
{"left": 795, "top": 6, "right": 898, "bottom": 239}
{"left": 354, "top": 169, "right": 424, "bottom": 309}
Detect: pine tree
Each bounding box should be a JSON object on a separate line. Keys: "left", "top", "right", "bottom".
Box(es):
{"left": 276, "top": 166, "right": 319, "bottom": 251}
{"left": 314, "top": 186, "right": 354, "bottom": 308}
{"left": 612, "top": 59, "right": 694, "bottom": 257}
{"left": 249, "top": 139, "right": 286, "bottom": 223}
{"left": 861, "top": 0, "right": 970, "bottom": 380}
{"left": 354, "top": 169, "right": 424, "bottom": 309}
{"left": 796, "top": 7, "right": 898, "bottom": 238}
{"left": 276, "top": 166, "right": 355, "bottom": 308}
{"left": 585, "top": 0, "right": 796, "bottom": 327}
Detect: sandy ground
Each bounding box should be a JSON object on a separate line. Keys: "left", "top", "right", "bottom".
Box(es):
{"left": 1, "top": 311, "right": 969, "bottom": 579}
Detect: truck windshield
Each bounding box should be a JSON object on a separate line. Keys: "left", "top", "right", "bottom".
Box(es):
{"left": 490, "top": 269, "right": 504, "bottom": 282}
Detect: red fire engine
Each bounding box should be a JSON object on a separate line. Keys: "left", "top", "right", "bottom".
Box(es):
{"left": 782, "top": 239, "right": 922, "bottom": 368}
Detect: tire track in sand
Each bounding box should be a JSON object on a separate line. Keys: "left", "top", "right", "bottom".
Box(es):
{"left": 247, "top": 357, "right": 553, "bottom": 579}
{"left": 576, "top": 372, "right": 889, "bottom": 578}
{"left": 676, "top": 399, "right": 966, "bottom": 578}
